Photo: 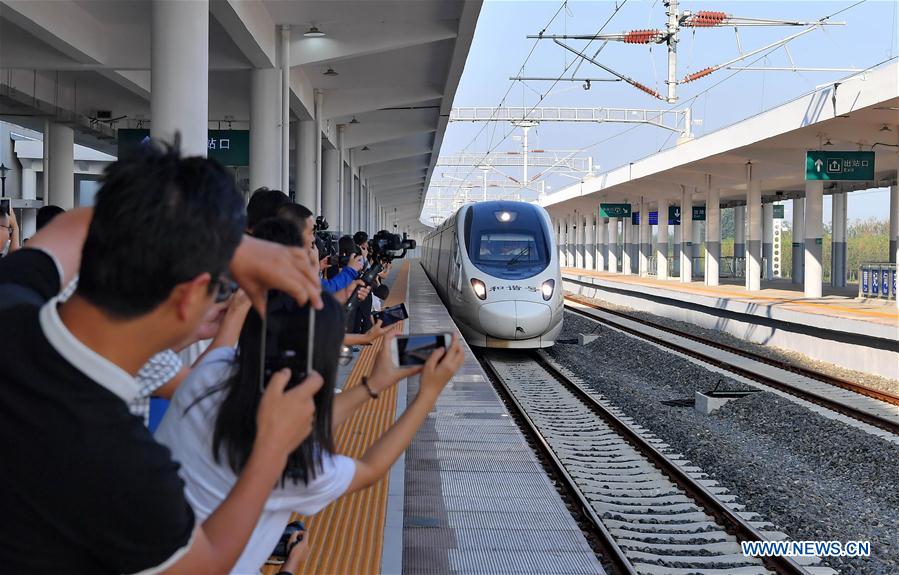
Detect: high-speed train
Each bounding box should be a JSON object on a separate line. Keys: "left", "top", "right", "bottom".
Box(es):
{"left": 421, "top": 201, "right": 563, "bottom": 348}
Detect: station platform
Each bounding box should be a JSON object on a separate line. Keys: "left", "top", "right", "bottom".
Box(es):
{"left": 561, "top": 267, "right": 899, "bottom": 380}
{"left": 265, "top": 261, "right": 603, "bottom": 575}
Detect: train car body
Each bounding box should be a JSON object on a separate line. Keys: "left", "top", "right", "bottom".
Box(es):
{"left": 421, "top": 201, "right": 563, "bottom": 348}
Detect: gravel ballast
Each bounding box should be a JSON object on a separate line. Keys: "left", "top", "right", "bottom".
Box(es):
{"left": 571, "top": 296, "right": 899, "bottom": 397}
{"left": 547, "top": 312, "right": 899, "bottom": 575}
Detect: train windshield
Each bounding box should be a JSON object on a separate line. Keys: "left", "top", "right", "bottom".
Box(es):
{"left": 465, "top": 206, "right": 550, "bottom": 279}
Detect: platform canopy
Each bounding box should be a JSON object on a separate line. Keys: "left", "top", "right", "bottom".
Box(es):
{"left": 540, "top": 61, "right": 899, "bottom": 215}
{"left": 0, "top": 0, "right": 481, "bottom": 230}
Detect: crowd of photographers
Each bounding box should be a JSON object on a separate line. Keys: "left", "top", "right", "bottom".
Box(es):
{"left": 0, "top": 139, "right": 464, "bottom": 575}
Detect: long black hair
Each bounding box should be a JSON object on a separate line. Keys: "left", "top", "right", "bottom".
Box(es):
{"left": 208, "top": 293, "right": 345, "bottom": 485}
{"left": 196, "top": 214, "right": 345, "bottom": 485}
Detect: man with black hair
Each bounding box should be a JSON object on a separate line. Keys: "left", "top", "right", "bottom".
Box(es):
{"left": 36, "top": 204, "right": 65, "bottom": 231}
{"left": 277, "top": 202, "right": 314, "bottom": 248}
{"left": 246, "top": 188, "right": 290, "bottom": 232}
{"left": 0, "top": 141, "right": 324, "bottom": 574}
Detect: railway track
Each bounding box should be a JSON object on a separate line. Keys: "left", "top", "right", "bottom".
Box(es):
{"left": 564, "top": 294, "right": 899, "bottom": 437}
{"left": 479, "top": 350, "right": 818, "bottom": 575}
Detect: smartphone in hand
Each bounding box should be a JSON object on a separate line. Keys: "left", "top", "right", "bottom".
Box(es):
{"left": 390, "top": 333, "right": 451, "bottom": 367}
{"left": 372, "top": 303, "right": 409, "bottom": 328}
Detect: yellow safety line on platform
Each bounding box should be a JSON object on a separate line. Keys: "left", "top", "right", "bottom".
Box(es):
{"left": 563, "top": 268, "right": 899, "bottom": 321}
{"left": 263, "top": 260, "right": 411, "bottom": 575}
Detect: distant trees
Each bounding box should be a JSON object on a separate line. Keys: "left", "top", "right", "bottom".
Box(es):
{"left": 779, "top": 218, "right": 889, "bottom": 282}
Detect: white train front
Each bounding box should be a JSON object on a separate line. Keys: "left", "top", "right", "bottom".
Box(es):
{"left": 421, "top": 201, "right": 563, "bottom": 348}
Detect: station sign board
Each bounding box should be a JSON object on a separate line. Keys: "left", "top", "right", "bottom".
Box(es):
{"left": 773, "top": 204, "right": 785, "bottom": 219}
{"left": 118, "top": 128, "right": 250, "bottom": 167}
{"left": 600, "top": 203, "right": 631, "bottom": 218}
{"left": 805, "top": 151, "right": 875, "bottom": 181}
{"left": 631, "top": 212, "right": 659, "bottom": 226}
{"left": 667, "top": 206, "right": 705, "bottom": 225}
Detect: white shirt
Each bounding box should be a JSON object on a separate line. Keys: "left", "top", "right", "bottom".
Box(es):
{"left": 155, "top": 347, "right": 356, "bottom": 575}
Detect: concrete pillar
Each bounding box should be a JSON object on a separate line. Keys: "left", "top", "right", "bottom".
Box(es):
{"left": 575, "top": 213, "right": 584, "bottom": 268}
{"left": 680, "top": 187, "right": 693, "bottom": 283}
{"left": 890, "top": 184, "right": 898, "bottom": 264}
{"left": 832, "top": 191, "right": 847, "bottom": 288}
{"left": 280, "top": 26, "right": 290, "bottom": 193}
{"left": 804, "top": 180, "right": 824, "bottom": 298}
{"left": 621, "top": 212, "right": 632, "bottom": 275}
{"left": 322, "top": 148, "right": 339, "bottom": 227}
{"left": 566, "top": 215, "right": 574, "bottom": 266}
{"left": 657, "top": 199, "right": 669, "bottom": 280}
{"left": 21, "top": 168, "right": 37, "bottom": 238}
{"left": 792, "top": 198, "right": 805, "bottom": 284}
{"left": 314, "top": 90, "right": 323, "bottom": 215}
{"left": 585, "top": 214, "right": 595, "bottom": 270}
{"left": 706, "top": 188, "right": 720, "bottom": 286}
{"left": 734, "top": 206, "right": 746, "bottom": 259}
{"left": 151, "top": 0, "right": 208, "bottom": 156}
{"left": 763, "top": 202, "right": 774, "bottom": 280}
{"left": 249, "top": 69, "right": 280, "bottom": 191}
{"left": 746, "top": 177, "right": 762, "bottom": 291}
{"left": 336, "top": 126, "right": 346, "bottom": 231}
{"left": 639, "top": 200, "right": 650, "bottom": 276}
{"left": 559, "top": 217, "right": 567, "bottom": 267}
{"left": 608, "top": 218, "right": 619, "bottom": 273}
{"left": 596, "top": 212, "right": 606, "bottom": 271}
{"left": 692, "top": 214, "right": 702, "bottom": 277}
{"left": 297, "top": 121, "right": 316, "bottom": 208}
{"left": 47, "top": 123, "right": 74, "bottom": 210}
{"left": 672, "top": 215, "right": 681, "bottom": 277}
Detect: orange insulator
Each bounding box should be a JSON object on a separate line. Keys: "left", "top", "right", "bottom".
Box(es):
{"left": 690, "top": 11, "right": 727, "bottom": 27}
{"left": 632, "top": 81, "right": 661, "bottom": 99}
{"left": 683, "top": 67, "right": 716, "bottom": 83}
{"left": 624, "top": 29, "right": 660, "bottom": 44}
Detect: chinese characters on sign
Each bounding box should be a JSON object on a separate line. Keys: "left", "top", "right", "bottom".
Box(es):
{"left": 208, "top": 138, "right": 231, "bottom": 151}
{"left": 805, "top": 151, "right": 875, "bottom": 181}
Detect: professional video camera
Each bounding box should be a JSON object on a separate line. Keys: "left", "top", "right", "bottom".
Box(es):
{"left": 344, "top": 231, "right": 417, "bottom": 327}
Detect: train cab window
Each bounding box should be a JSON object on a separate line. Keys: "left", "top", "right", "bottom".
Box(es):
{"left": 465, "top": 204, "right": 550, "bottom": 280}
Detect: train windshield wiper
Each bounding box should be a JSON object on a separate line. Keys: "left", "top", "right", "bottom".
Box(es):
{"left": 506, "top": 246, "right": 530, "bottom": 267}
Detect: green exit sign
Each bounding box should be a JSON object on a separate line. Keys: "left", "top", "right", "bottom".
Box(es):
{"left": 773, "top": 204, "right": 785, "bottom": 219}
{"left": 806, "top": 151, "right": 874, "bottom": 181}
{"left": 599, "top": 203, "right": 631, "bottom": 218}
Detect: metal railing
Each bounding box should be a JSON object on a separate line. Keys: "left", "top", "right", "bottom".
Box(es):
{"left": 858, "top": 263, "right": 897, "bottom": 300}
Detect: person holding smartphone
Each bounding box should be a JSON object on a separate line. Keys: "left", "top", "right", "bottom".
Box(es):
{"left": 155, "top": 297, "right": 463, "bottom": 574}
{"left": 154, "top": 228, "right": 465, "bottom": 574}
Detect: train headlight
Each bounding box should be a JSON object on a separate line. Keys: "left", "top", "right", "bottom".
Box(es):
{"left": 471, "top": 278, "right": 487, "bottom": 300}
{"left": 541, "top": 279, "right": 555, "bottom": 300}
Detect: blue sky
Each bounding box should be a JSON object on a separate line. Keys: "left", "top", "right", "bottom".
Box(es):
{"left": 428, "top": 0, "right": 898, "bottom": 225}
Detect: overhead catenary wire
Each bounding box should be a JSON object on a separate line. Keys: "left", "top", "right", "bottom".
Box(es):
{"left": 443, "top": 1, "right": 629, "bottom": 203}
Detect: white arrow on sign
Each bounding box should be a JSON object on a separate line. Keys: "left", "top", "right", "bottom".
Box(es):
{"left": 674, "top": 208, "right": 680, "bottom": 218}
{"left": 814, "top": 158, "right": 823, "bottom": 172}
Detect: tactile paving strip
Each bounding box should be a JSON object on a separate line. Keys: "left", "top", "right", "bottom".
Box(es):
{"left": 262, "top": 262, "right": 411, "bottom": 575}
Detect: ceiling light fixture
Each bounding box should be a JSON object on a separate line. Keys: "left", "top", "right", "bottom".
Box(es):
{"left": 349, "top": 116, "right": 359, "bottom": 124}
{"left": 823, "top": 138, "right": 834, "bottom": 146}
{"left": 879, "top": 124, "right": 892, "bottom": 132}
{"left": 304, "top": 25, "right": 325, "bottom": 38}
{"left": 323, "top": 67, "right": 338, "bottom": 77}
{"left": 361, "top": 145, "right": 370, "bottom": 151}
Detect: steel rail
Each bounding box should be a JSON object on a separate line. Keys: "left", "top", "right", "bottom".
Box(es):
{"left": 481, "top": 351, "right": 808, "bottom": 575}
{"left": 479, "top": 355, "right": 637, "bottom": 575}
{"left": 564, "top": 295, "right": 899, "bottom": 435}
